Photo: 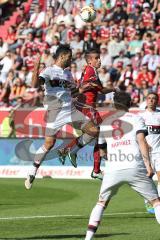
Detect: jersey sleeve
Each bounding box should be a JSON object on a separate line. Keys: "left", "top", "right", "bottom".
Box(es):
{"left": 135, "top": 116, "right": 148, "bottom": 136}
{"left": 39, "top": 67, "right": 51, "bottom": 81}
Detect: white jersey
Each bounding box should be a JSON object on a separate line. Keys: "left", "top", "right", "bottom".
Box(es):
{"left": 99, "top": 111, "right": 147, "bottom": 170}
{"left": 40, "top": 65, "right": 74, "bottom": 107}
{"left": 140, "top": 109, "right": 160, "bottom": 153}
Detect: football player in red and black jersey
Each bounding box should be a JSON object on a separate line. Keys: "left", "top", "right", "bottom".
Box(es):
{"left": 61, "top": 49, "right": 115, "bottom": 180}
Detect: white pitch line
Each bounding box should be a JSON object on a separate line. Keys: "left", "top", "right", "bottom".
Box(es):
{"left": 0, "top": 212, "right": 148, "bottom": 221}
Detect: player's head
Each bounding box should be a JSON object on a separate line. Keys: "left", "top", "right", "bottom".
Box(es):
{"left": 54, "top": 44, "right": 72, "bottom": 68}
{"left": 114, "top": 91, "right": 131, "bottom": 110}
{"left": 146, "top": 92, "right": 159, "bottom": 111}
{"left": 85, "top": 49, "right": 101, "bottom": 69}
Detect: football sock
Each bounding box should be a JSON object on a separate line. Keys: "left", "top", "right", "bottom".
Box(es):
{"left": 29, "top": 145, "right": 48, "bottom": 176}
{"left": 85, "top": 203, "right": 105, "bottom": 240}
{"left": 93, "top": 143, "right": 101, "bottom": 173}
{"left": 154, "top": 203, "right": 160, "bottom": 224}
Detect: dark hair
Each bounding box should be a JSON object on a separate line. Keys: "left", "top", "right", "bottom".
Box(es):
{"left": 147, "top": 92, "right": 159, "bottom": 101}
{"left": 85, "top": 49, "right": 100, "bottom": 62}
{"left": 54, "top": 44, "right": 72, "bottom": 59}
{"left": 114, "top": 91, "right": 131, "bottom": 110}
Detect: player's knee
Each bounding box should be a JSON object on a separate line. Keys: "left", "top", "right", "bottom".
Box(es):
{"left": 97, "top": 200, "right": 107, "bottom": 209}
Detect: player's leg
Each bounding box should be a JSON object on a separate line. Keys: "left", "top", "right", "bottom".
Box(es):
{"left": 85, "top": 201, "right": 107, "bottom": 240}
{"left": 25, "top": 136, "right": 56, "bottom": 190}
{"left": 25, "top": 104, "right": 63, "bottom": 190}
{"left": 129, "top": 168, "right": 160, "bottom": 223}
{"left": 85, "top": 171, "right": 122, "bottom": 240}
{"left": 153, "top": 153, "right": 160, "bottom": 197}
{"left": 65, "top": 107, "right": 99, "bottom": 167}
{"left": 91, "top": 141, "right": 103, "bottom": 180}
{"left": 68, "top": 120, "right": 99, "bottom": 165}
{"left": 144, "top": 153, "right": 160, "bottom": 214}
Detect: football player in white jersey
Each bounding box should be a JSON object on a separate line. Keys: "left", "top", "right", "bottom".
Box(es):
{"left": 140, "top": 92, "right": 160, "bottom": 214}
{"left": 24, "top": 44, "right": 99, "bottom": 190}
{"left": 85, "top": 92, "right": 160, "bottom": 240}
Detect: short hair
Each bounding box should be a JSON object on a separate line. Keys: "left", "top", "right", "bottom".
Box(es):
{"left": 85, "top": 49, "right": 100, "bottom": 63}
{"left": 114, "top": 91, "right": 131, "bottom": 110}
{"left": 54, "top": 44, "right": 72, "bottom": 59}
{"left": 147, "top": 92, "right": 159, "bottom": 102}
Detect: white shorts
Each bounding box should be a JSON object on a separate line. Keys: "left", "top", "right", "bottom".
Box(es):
{"left": 99, "top": 168, "right": 158, "bottom": 203}
{"left": 43, "top": 96, "right": 89, "bottom": 136}
{"left": 150, "top": 152, "right": 160, "bottom": 172}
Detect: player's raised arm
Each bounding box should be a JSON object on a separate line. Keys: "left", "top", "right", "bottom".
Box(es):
{"left": 31, "top": 55, "right": 41, "bottom": 88}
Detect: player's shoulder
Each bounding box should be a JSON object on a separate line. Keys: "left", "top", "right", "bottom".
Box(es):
{"left": 85, "top": 65, "right": 96, "bottom": 75}
{"left": 124, "top": 112, "right": 144, "bottom": 124}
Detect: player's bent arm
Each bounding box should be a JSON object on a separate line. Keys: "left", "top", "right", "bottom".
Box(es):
{"left": 137, "top": 132, "right": 154, "bottom": 177}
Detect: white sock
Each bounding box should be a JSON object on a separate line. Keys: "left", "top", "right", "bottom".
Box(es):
{"left": 157, "top": 183, "right": 160, "bottom": 197}
{"left": 85, "top": 230, "right": 95, "bottom": 240}
{"left": 154, "top": 204, "right": 160, "bottom": 224}
{"left": 85, "top": 203, "right": 105, "bottom": 240}
{"left": 29, "top": 145, "right": 48, "bottom": 176}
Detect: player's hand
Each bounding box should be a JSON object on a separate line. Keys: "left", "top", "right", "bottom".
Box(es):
{"left": 146, "top": 165, "right": 154, "bottom": 178}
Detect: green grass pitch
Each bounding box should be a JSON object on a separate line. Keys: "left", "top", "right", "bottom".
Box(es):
{"left": 0, "top": 178, "right": 159, "bottom": 240}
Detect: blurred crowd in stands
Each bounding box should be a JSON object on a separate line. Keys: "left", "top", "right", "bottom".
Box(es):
{"left": 0, "top": 0, "right": 160, "bottom": 109}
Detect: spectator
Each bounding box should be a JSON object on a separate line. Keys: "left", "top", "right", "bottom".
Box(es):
{"left": 98, "top": 66, "right": 110, "bottom": 87}
{"left": 70, "top": 33, "right": 84, "bottom": 55}
{"left": 50, "top": 36, "right": 60, "bottom": 55}
{"left": 9, "top": 77, "right": 26, "bottom": 106}
{"left": 128, "top": 31, "right": 143, "bottom": 57}
{"left": 129, "top": 4, "right": 141, "bottom": 23}
{"left": 57, "top": 21, "right": 68, "bottom": 44}
{"left": 74, "top": 49, "right": 86, "bottom": 72}
{"left": 21, "top": 32, "right": 35, "bottom": 57}
{"left": 131, "top": 47, "right": 143, "bottom": 71}
{"left": 16, "top": 5, "right": 29, "bottom": 26}
{"left": 135, "top": 64, "right": 154, "bottom": 88}
{"left": 45, "top": 23, "right": 59, "bottom": 45}
{"left": 23, "top": 48, "right": 37, "bottom": 72}
{"left": 100, "top": 44, "right": 112, "bottom": 69}
{"left": 29, "top": 5, "right": 45, "bottom": 32}
{"left": 70, "top": 62, "right": 81, "bottom": 85}
{"left": 41, "top": 49, "right": 53, "bottom": 67}
{"left": 83, "top": 33, "right": 99, "bottom": 53}
{"left": 118, "top": 62, "right": 136, "bottom": 90}
{"left": 5, "top": 25, "right": 17, "bottom": 50}
{"left": 153, "top": 66, "right": 160, "bottom": 90}
{"left": 112, "top": 2, "right": 128, "bottom": 24}
{"left": 0, "top": 70, "right": 15, "bottom": 106}
{"left": 0, "top": 37, "right": 8, "bottom": 59}
{"left": 142, "top": 45, "right": 160, "bottom": 72}
{"left": 0, "top": 51, "right": 14, "bottom": 84}
{"left": 139, "top": 80, "right": 151, "bottom": 103}
{"left": 113, "top": 49, "right": 130, "bottom": 68}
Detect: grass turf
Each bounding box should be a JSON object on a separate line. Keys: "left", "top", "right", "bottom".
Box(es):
{"left": 0, "top": 178, "right": 159, "bottom": 240}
